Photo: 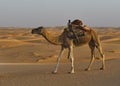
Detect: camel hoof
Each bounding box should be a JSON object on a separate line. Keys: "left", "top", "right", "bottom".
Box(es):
{"left": 85, "top": 68, "right": 90, "bottom": 71}
{"left": 68, "top": 71, "right": 75, "bottom": 74}
{"left": 52, "top": 71, "right": 57, "bottom": 74}
{"left": 100, "top": 67, "right": 105, "bottom": 70}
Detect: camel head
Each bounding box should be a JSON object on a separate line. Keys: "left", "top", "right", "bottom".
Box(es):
{"left": 31, "top": 26, "right": 44, "bottom": 35}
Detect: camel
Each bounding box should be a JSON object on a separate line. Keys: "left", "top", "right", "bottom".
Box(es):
{"left": 31, "top": 21, "right": 105, "bottom": 74}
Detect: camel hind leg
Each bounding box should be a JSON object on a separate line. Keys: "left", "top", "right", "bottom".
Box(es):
{"left": 86, "top": 43, "right": 105, "bottom": 71}
{"left": 87, "top": 29, "right": 105, "bottom": 70}
{"left": 96, "top": 44, "right": 105, "bottom": 70}
{"left": 85, "top": 43, "right": 95, "bottom": 71}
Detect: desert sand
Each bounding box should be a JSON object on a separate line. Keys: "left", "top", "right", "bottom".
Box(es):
{"left": 0, "top": 27, "right": 120, "bottom": 86}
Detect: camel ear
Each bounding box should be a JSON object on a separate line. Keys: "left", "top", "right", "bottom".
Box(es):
{"left": 38, "top": 26, "right": 43, "bottom": 29}
{"left": 37, "top": 26, "right": 44, "bottom": 31}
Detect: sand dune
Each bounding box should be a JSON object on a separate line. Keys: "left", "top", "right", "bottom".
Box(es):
{"left": 0, "top": 27, "right": 120, "bottom": 86}
{"left": 0, "top": 27, "right": 119, "bottom": 63}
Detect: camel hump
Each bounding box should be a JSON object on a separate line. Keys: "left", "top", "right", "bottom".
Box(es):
{"left": 83, "top": 25, "right": 91, "bottom": 31}
{"left": 71, "top": 19, "right": 83, "bottom": 25}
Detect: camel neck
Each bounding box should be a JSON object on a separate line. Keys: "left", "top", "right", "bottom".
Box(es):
{"left": 41, "top": 29, "right": 62, "bottom": 45}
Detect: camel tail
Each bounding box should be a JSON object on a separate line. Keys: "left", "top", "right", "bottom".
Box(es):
{"left": 90, "top": 29, "right": 101, "bottom": 46}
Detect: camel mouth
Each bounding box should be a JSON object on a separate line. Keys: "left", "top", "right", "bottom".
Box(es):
{"left": 31, "top": 29, "right": 37, "bottom": 34}
{"left": 31, "top": 29, "right": 34, "bottom": 34}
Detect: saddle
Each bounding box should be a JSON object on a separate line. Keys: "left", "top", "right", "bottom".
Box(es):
{"left": 70, "top": 19, "right": 90, "bottom": 31}
{"left": 66, "top": 28, "right": 85, "bottom": 39}
{"left": 67, "top": 19, "right": 90, "bottom": 43}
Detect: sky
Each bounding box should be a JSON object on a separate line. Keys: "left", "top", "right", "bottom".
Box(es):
{"left": 0, "top": 0, "right": 120, "bottom": 27}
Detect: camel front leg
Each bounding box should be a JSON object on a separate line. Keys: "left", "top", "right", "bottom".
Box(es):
{"left": 68, "top": 46, "right": 75, "bottom": 74}
{"left": 52, "top": 47, "right": 64, "bottom": 74}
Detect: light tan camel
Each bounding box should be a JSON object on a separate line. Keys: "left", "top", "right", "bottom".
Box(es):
{"left": 31, "top": 21, "right": 105, "bottom": 74}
